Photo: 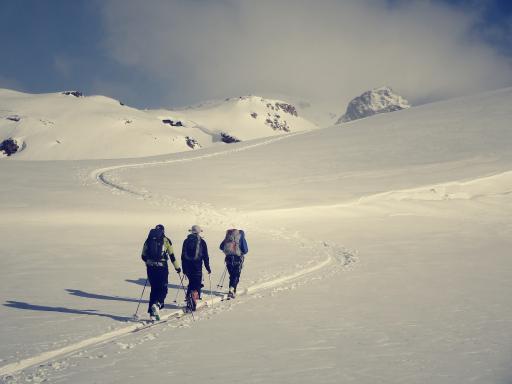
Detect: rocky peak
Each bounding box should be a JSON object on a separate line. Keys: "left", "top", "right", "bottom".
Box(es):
{"left": 337, "top": 87, "right": 410, "bottom": 123}
{"left": 62, "top": 91, "right": 84, "bottom": 98}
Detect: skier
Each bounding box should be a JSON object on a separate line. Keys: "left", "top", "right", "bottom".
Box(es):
{"left": 181, "top": 225, "right": 211, "bottom": 311}
{"left": 141, "top": 224, "right": 181, "bottom": 320}
{"left": 220, "top": 229, "right": 248, "bottom": 299}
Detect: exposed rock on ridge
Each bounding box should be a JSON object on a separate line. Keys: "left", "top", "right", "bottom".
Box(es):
{"left": 337, "top": 87, "right": 410, "bottom": 123}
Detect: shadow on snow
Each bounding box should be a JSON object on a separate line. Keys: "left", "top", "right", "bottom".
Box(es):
{"left": 66, "top": 288, "right": 150, "bottom": 304}
{"left": 126, "top": 277, "right": 226, "bottom": 297}
{"left": 3, "top": 300, "right": 132, "bottom": 322}
{"left": 3, "top": 277, "right": 226, "bottom": 320}
{"left": 3, "top": 281, "right": 186, "bottom": 321}
{"left": 125, "top": 278, "right": 183, "bottom": 290}
{"left": 65, "top": 289, "right": 182, "bottom": 309}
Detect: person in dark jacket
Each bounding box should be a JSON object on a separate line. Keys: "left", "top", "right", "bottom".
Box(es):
{"left": 181, "top": 225, "right": 211, "bottom": 311}
{"left": 141, "top": 224, "right": 181, "bottom": 320}
{"left": 220, "top": 229, "right": 248, "bottom": 299}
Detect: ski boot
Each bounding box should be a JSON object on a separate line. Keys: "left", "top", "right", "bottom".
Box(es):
{"left": 151, "top": 303, "right": 161, "bottom": 321}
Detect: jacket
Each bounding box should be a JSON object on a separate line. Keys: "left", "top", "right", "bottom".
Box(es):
{"left": 181, "top": 234, "right": 211, "bottom": 275}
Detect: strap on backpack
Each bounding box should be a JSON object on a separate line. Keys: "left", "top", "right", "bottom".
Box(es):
{"left": 194, "top": 235, "right": 201, "bottom": 260}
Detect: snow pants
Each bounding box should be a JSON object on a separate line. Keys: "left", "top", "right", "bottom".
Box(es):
{"left": 147, "top": 265, "right": 169, "bottom": 313}
{"left": 226, "top": 255, "right": 244, "bottom": 291}
{"left": 185, "top": 272, "right": 202, "bottom": 297}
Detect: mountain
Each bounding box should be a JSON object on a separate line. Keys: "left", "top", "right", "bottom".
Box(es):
{"left": 0, "top": 90, "right": 316, "bottom": 160}
{"left": 251, "top": 93, "right": 340, "bottom": 127}
{"left": 336, "top": 86, "right": 410, "bottom": 123}
{"left": 0, "top": 89, "right": 194, "bottom": 160}
{"left": 1, "top": 87, "right": 512, "bottom": 383}
{"left": 154, "top": 95, "right": 318, "bottom": 144}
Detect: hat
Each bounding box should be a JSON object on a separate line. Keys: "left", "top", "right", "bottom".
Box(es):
{"left": 155, "top": 224, "right": 165, "bottom": 232}
{"left": 189, "top": 225, "right": 203, "bottom": 234}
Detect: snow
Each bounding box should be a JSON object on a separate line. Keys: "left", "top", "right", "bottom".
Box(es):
{"left": 0, "top": 89, "right": 317, "bottom": 160}
{"left": 1, "top": 87, "right": 512, "bottom": 383}
{"left": 153, "top": 95, "right": 317, "bottom": 143}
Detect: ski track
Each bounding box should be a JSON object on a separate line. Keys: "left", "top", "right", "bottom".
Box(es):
{"left": 0, "top": 132, "right": 356, "bottom": 381}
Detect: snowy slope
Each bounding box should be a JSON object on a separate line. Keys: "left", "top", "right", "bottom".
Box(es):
{"left": 0, "top": 89, "right": 196, "bottom": 160}
{"left": 153, "top": 95, "right": 318, "bottom": 144}
{"left": 0, "top": 90, "right": 317, "bottom": 160}
{"left": 1, "top": 87, "right": 512, "bottom": 383}
{"left": 123, "top": 87, "right": 512, "bottom": 210}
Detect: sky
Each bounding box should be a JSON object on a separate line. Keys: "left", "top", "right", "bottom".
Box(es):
{"left": 1, "top": 0, "right": 511, "bottom": 112}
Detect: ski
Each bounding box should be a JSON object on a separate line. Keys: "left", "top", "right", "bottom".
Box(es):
{"left": 131, "top": 307, "right": 187, "bottom": 333}
{"left": 131, "top": 300, "right": 208, "bottom": 333}
{"left": 132, "top": 317, "right": 170, "bottom": 333}
{"left": 220, "top": 293, "right": 230, "bottom": 301}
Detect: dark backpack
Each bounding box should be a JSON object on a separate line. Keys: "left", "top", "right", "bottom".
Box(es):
{"left": 183, "top": 234, "right": 201, "bottom": 261}
{"left": 146, "top": 228, "right": 164, "bottom": 261}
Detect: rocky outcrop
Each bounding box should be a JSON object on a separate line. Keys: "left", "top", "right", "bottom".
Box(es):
{"left": 185, "top": 136, "right": 201, "bottom": 149}
{"left": 162, "top": 119, "right": 184, "bottom": 127}
{"left": 337, "top": 87, "right": 410, "bottom": 123}
{"left": 220, "top": 132, "right": 240, "bottom": 143}
{"left": 6, "top": 115, "right": 21, "bottom": 122}
{"left": 0, "top": 138, "right": 20, "bottom": 156}
{"left": 266, "top": 101, "right": 298, "bottom": 117}
{"left": 62, "top": 91, "right": 84, "bottom": 98}
{"left": 265, "top": 114, "right": 290, "bottom": 132}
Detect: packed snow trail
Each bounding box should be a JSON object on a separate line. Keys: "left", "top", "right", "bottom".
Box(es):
{"left": 0, "top": 133, "right": 354, "bottom": 379}
{"left": 91, "top": 132, "right": 304, "bottom": 188}
{"left": 0, "top": 252, "right": 337, "bottom": 377}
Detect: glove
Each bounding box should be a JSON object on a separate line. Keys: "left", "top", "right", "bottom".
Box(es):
{"left": 206, "top": 267, "right": 211, "bottom": 274}
{"left": 175, "top": 267, "right": 181, "bottom": 274}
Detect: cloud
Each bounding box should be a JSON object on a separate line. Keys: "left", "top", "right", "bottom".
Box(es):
{"left": 99, "top": 0, "right": 512, "bottom": 110}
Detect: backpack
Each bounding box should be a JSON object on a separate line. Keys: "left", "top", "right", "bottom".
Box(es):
{"left": 222, "top": 229, "right": 242, "bottom": 256}
{"left": 183, "top": 234, "right": 201, "bottom": 261}
{"left": 146, "top": 228, "right": 164, "bottom": 261}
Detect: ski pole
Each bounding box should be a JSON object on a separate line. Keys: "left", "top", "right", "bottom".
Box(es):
{"left": 208, "top": 273, "right": 213, "bottom": 308}
{"left": 216, "top": 267, "right": 225, "bottom": 288}
{"left": 173, "top": 268, "right": 184, "bottom": 303}
{"left": 172, "top": 283, "right": 180, "bottom": 303}
{"left": 217, "top": 266, "right": 227, "bottom": 288}
{"left": 178, "top": 273, "right": 187, "bottom": 297}
{"left": 133, "top": 278, "right": 148, "bottom": 319}
{"left": 200, "top": 274, "right": 204, "bottom": 300}
{"left": 220, "top": 264, "right": 227, "bottom": 289}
